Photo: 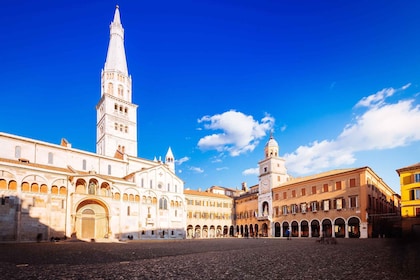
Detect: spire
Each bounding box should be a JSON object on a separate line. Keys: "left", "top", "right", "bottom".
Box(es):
{"left": 165, "top": 147, "right": 175, "bottom": 173}
{"left": 104, "top": 5, "right": 128, "bottom": 75}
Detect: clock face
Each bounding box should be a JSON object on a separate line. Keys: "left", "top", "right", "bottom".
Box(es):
{"left": 261, "top": 179, "right": 269, "bottom": 192}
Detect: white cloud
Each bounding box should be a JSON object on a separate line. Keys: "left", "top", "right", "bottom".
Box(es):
{"left": 285, "top": 84, "right": 420, "bottom": 175}
{"left": 242, "top": 167, "right": 259, "bottom": 176}
{"left": 189, "top": 166, "right": 204, "bottom": 173}
{"left": 197, "top": 110, "right": 274, "bottom": 156}
{"left": 216, "top": 167, "right": 229, "bottom": 171}
{"left": 176, "top": 156, "right": 190, "bottom": 165}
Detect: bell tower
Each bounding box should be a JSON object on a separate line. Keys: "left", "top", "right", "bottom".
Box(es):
{"left": 257, "top": 134, "right": 288, "bottom": 220}
{"left": 96, "top": 6, "right": 138, "bottom": 157}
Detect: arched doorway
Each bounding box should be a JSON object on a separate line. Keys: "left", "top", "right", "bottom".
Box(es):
{"left": 291, "top": 221, "right": 299, "bottom": 237}
{"left": 334, "top": 218, "right": 345, "bottom": 238}
{"left": 261, "top": 223, "right": 268, "bottom": 237}
{"left": 282, "top": 222, "right": 289, "bottom": 237}
{"left": 274, "top": 222, "right": 281, "bottom": 237}
{"left": 75, "top": 199, "right": 109, "bottom": 240}
{"left": 194, "top": 225, "right": 201, "bottom": 238}
{"left": 249, "top": 224, "right": 254, "bottom": 237}
{"left": 322, "top": 219, "right": 332, "bottom": 237}
{"left": 230, "top": 226, "right": 234, "bottom": 237}
{"left": 255, "top": 224, "right": 259, "bottom": 237}
{"left": 311, "top": 220, "right": 320, "bottom": 237}
{"left": 348, "top": 217, "right": 360, "bottom": 238}
{"left": 203, "top": 225, "right": 209, "bottom": 238}
{"left": 223, "top": 226, "right": 228, "bottom": 237}
{"left": 187, "top": 225, "right": 194, "bottom": 238}
{"left": 301, "top": 220, "right": 309, "bottom": 237}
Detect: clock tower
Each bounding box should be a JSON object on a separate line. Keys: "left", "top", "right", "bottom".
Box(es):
{"left": 257, "top": 134, "right": 288, "bottom": 220}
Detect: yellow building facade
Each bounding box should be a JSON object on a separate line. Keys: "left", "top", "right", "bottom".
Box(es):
{"left": 185, "top": 189, "right": 234, "bottom": 238}
{"left": 396, "top": 163, "right": 420, "bottom": 237}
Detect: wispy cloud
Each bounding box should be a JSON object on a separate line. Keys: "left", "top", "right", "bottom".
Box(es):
{"left": 197, "top": 110, "right": 274, "bottom": 156}
{"left": 285, "top": 84, "right": 420, "bottom": 175}
{"left": 242, "top": 167, "right": 259, "bottom": 176}
{"left": 216, "top": 167, "right": 229, "bottom": 171}
{"left": 189, "top": 166, "right": 204, "bottom": 173}
{"left": 176, "top": 156, "right": 190, "bottom": 165}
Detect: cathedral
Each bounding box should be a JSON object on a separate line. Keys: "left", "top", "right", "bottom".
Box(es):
{"left": 0, "top": 6, "right": 186, "bottom": 242}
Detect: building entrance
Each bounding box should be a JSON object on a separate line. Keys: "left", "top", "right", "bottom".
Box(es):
{"left": 75, "top": 199, "right": 109, "bottom": 240}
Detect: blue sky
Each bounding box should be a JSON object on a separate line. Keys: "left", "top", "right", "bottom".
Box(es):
{"left": 1, "top": 0, "right": 420, "bottom": 193}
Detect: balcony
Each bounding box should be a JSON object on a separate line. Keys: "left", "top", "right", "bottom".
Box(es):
{"left": 257, "top": 215, "right": 271, "bottom": 221}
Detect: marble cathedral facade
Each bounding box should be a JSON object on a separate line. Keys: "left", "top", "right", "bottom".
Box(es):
{"left": 0, "top": 6, "right": 186, "bottom": 242}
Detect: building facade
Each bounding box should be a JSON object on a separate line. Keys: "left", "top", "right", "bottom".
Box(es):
{"left": 185, "top": 188, "right": 234, "bottom": 238}
{"left": 234, "top": 135, "right": 401, "bottom": 239}
{"left": 0, "top": 6, "right": 186, "bottom": 242}
{"left": 396, "top": 163, "right": 420, "bottom": 237}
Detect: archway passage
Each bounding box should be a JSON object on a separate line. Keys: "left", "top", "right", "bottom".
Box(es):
{"left": 348, "top": 217, "right": 360, "bottom": 238}
{"left": 261, "top": 223, "right": 268, "bottom": 237}
{"left": 75, "top": 199, "right": 109, "bottom": 240}
{"left": 274, "top": 222, "right": 281, "bottom": 237}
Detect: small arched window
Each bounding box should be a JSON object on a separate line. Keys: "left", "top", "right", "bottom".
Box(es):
{"left": 159, "top": 198, "right": 168, "bottom": 210}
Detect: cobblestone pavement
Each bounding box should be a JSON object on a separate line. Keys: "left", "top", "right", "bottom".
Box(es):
{"left": 0, "top": 238, "right": 418, "bottom": 279}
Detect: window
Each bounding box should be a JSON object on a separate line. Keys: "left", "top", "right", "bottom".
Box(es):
{"left": 175, "top": 185, "right": 178, "bottom": 193}
{"left": 275, "top": 193, "right": 279, "bottom": 200}
{"left": 82, "top": 159, "right": 87, "bottom": 170}
{"left": 323, "top": 184, "right": 328, "bottom": 192}
{"left": 283, "top": 192, "right": 287, "bottom": 199}
{"left": 15, "top": 146, "right": 21, "bottom": 158}
{"left": 301, "top": 203, "right": 307, "bottom": 213}
{"left": 301, "top": 188, "right": 306, "bottom": 196}
{"left": 335, "top": 181, "right": 342, "bottom": 190}
{"left": 291, "top": 204, "right": 298, "bottom": 214}
{"left": 323, "top": 200, "right": 330, "bottom": 211}
{"left": 335, "top": 198, "right": 343, "bottom": 210}
{"left": 48, "top": 152, "right": 53, "bottom": 164}
{"left": 275, "top": 207, "right": 279, "bottom": 216}
{"left": 311, "top": 186, "right": 317, "bottom": 195}
{"left": 114, "top": 123, "right": 118, "bottom": 130}
{"left": 350, "top": 178, "right": 356, "bottom": 187}
{"left": 409, "top": 189, "right": 420, "bottom": 200}
{"left": 292, "top": 190, "right": 296, "bottom": 198}
{"left": 415, "top": 174, "right": 420, "bottom": 183}
{"left": 310, "top": 201, "right": 318, "bottom": 212}
{"left": 282, "top": 205, "right": 288, "bottom": 215}
{"left": 349, "top": 196, "right": 358, "bottom": 208}
{"left": 159, "top": 198, "right": 168, "bottom": 210}
{"left": 150, "top": 180, "right": 153, "bottom": 189}
{"left": 114, "top": 103, "right": 118, "bottom": 111}
{"left": 108, "top": 164, "right": 111, "bottom": 175}
{"left": 127, "top": 206, "right": 131, "bottom": 216}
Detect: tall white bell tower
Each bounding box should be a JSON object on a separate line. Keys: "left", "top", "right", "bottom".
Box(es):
{"left": 96, "top": 5, "right": 138, "bottom": 157}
